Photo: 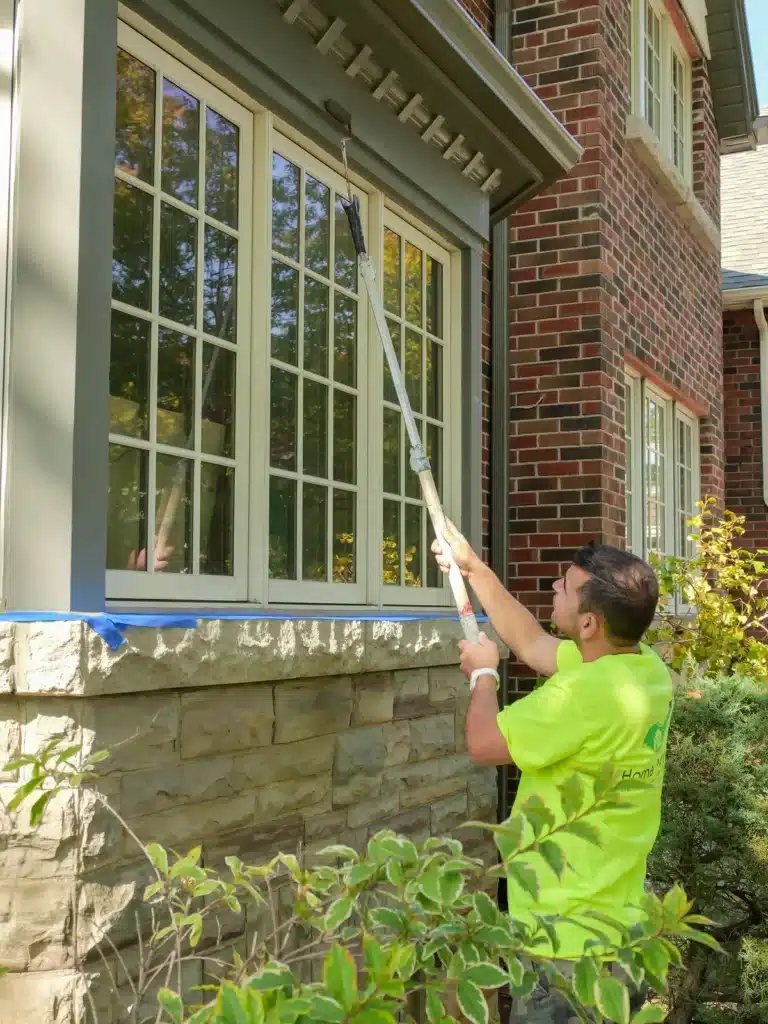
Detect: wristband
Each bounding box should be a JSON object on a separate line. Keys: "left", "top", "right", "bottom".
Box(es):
{"left": 469, "top": 667, "right": 500, "bottom": 692}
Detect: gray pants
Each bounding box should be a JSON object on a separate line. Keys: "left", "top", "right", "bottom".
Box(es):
{"left": 505, "top": 961, "right": 646, "bottom": 1024}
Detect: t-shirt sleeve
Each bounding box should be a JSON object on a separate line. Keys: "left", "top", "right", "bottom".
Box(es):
{"left": 496, "top": 659, "right": 591, "bottom": 772}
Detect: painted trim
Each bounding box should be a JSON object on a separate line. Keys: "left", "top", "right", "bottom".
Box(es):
{"left": 722, "top": 285, "right": 768, "bottom": 309}
{"left": 754, "top": 299, "right": 768, "bottom": 510}
{"left": 460, "top": 247, "right": 482, "bottom": 556}
{"left": 624, "top": 353, "right": 709, "bottom": 418}
{"left": 667, "top": 0, "right": 706, "bottom": 59}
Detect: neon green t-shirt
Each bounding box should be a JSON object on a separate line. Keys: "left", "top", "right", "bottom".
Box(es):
{"left": 496, "top": 640, "right": 673, "bottom": 959}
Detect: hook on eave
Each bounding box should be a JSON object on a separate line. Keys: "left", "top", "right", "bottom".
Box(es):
{"left": 324, "top": 100, "right": 354, "bottom": 202}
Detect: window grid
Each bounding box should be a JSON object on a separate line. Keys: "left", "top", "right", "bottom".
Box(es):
{"left": 676, "top": 414, "right": 695, "bottom": 558}
{"left": 644, "top": 394, "right": 667, "bottom": 556}
{"left": 645, "top": 3, "right": 662, "bottom": 139}
{"left": 671, "top": 50, "right": 687, "bottom": 177}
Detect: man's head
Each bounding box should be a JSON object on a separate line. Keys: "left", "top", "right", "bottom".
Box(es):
{"left": 551, "top": 543, "right": 659, "bottom": 648}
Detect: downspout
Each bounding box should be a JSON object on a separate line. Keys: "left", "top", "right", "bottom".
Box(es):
{"left": 755, "top": 299, "right": 768, "bottom": 508}
{"left": 490, "top": 0, "right": 511, "bottom": 822}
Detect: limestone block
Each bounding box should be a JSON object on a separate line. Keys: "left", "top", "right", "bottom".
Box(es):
{"left": 332, "top": 771, "right": 384, "bottom": 809}
{"left": 82, "top": 693, "right": 180, "bottom": 774}
{"left": 347, "top": 793, "right": 399, "bottom": 829}
{"left": 468, "top": 765, "right": 498, "bottom": 817}
{"left": 0, "top": 696, "right": 20, "bottom": 780}
{"left": 0, "top": 787, "right": 80, "bottom": 878}
{"left": 21, "top": 700, "right": 80, "bottom": 755}
{"left": 253, "top": 775, "right": 332, "bottom": 824}
{"left": 0, "top": 969, "right": 85, "bottom": 1024}
{"left": 0, "top": 624, "right": 15, "bottom": 693}
{"left": 364, "top": 619, "right": 463, "bottom": 672}
{"left": 274, "top": 677, "right": 352, "bottom": 744}
{"left": 0, "top": 876, "right": 75, "bottom": 971}
{"left": 180, "top": 685, "right": 273, "bottom": 759}
{"left": 129, "top": 793, "right": 255, "bottom": 850}
{"left": 79, "top": 778, "right": 125, "bottom": 870}
{"left": 231, "top": 736, "right": 334, "bottom": 790}
{"left": 351, "top": 673, "right": 394, "bottom": 726}
{"left": 428, "top": 665, "right": 467, "bottom": 707}
{"left": 385, "top": 753, "right": 471, "bottom": 810}
{"left": 304, "top": 809, "right": 348, "bottom": 843}
{"left": 334, "top": 722, "right": 410, "bottom": 781}
{"left": 16, "top": 622, "right": 83, "bottom": 694}
{"left": 206, "top": 816, "right": 305, "bottom": 869}
{"left": 76, "top": 859, "right": 154, "bottom": 958}
{"left": 431, "top": 792, "right": 468, "bottom": 835}
{"left": 373, "top": 805, "right": 431, "bottom": 843}
{"left": 392, "top": 668, "right": 430, "bottom": 720}
{"left": 408, "top": 714, "right": 456, "bottom": 763}
{"left": 119, "top": 755, "right": 236, "bottom": 818}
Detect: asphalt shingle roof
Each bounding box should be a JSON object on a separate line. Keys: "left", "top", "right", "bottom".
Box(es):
{"left": 721, "top": 112, "right": 768, "bottom": 293}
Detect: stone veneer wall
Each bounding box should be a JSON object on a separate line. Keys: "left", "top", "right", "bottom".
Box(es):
{"left": 0, "top": 618, "right": 498, "bottom": 1023}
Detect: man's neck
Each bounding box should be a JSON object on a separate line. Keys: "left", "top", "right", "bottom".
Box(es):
{"left": 577, "top": 638, "right": 641, "bottom": 663}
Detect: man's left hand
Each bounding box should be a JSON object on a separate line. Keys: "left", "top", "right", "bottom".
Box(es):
{"left": 458, "top": 632, "right": 500, "bottom": 680}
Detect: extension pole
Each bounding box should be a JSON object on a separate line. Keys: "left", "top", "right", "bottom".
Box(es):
{"left": 342, "top": 195, "right": 480, "bottom": 645}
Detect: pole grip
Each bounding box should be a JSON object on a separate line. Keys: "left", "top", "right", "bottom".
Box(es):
{"left": 341, "top": 196, "right": 367, "bottom": 256}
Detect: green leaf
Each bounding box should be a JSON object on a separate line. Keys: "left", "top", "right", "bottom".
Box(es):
{"left": 354, "top": 1010, "right": 396, "bottom": 1024}
{"left": 325, "top": 896, "right": 353, "bottom": 931}
{"left": 307, "top": 995, "right": 345, "bottom": 1023}
{"left": 184, "top": 913, "right": 203, "bottom": 947}
{"left": 642, "top": 938, "right": 670, "bottom": 981}
{"left": 169, "top": 858, "right": 206, "bottom": 882}
{"left": 418, "top": 869, "right": 442, "bottom": 904}
{"left": 385, "top": 859, "right": 404, "bottom": 887}
{"left": 595, "top": 976, "right": 630, "bottom": 1024}
{"left": 473, "top": 891, "right": 498, "bottom": 926}
{"left": 323, "top": 945, "right": 357, "bottom": 1010}
{"left": 474, "top": 924, "right": 516, "bottom": 948}
{"left": 55, "top": 744, "right": 83, "bottom": 765}
{"left": 462, "top": 962, "right": 509, "bottom": 989}
{"left": 630, "top": 1008, "right": 666, "bottom": 1024}
{"left": 594, "top": 763, "right": 616, "bottom": 798}
{"left": 496, "top": 815, "right": 525, "bottom": 851}
{"left": 89, "top": 750, "right": 110, "bottom": 764}
{"left": 318, "top": 844, "right": 360, "bottom": 862}
{"left": 29, "top": 791, "right": 52, "bottom": 827}
{"left": 158, "top": 988, "right": 184, "bottom": 1023}
{"left": 680, "top": 927, "right": 722, "bottom": 952}
{"left": 538, "top": 840, "right": 566, "bottom": 879}
{"left": 186, "top": 1009, "right": 214, "bottom": 1024}
{"left": 370, "top": 908, "right": 405, "bottom": 932}
{"left": 426, "top": 989, "right": 444, "bottom": 1024}
{"left": 348, "top": 863, "right": 378, "bottom": 886}
{"left": 563, "top": 820, "right": 601, "bottom": 846}
{"left": 456, "top": 980, "right": 489, "bottom": 1024}
{"left": 508, "top": 862, "right": 539, "bottom": 901}
{"left": 147, "top": 843, "right": 169, "bottom": 876}
{"left": 192, "top": 880, "right": 220, "bottom": 898}
{"left": 521, "top": 794, "right": 555, "bottom": 837}
{"left": 218, "top": 982, "right": 248, "bottom": 1024}
{"left": 277, "top": 997, "right": 313, "bottom": 1023}
{"left": 560, "top": 774, "right": 585, "bottom": 818}
{"left": 363, "top": 933, "right": 384, "bottom": 975}
{"left": 439, "top": 871, "right": 464, "bottom": 904}
{"left": 662, "top": 883, "right": 691, "bottom": 920}
{"left": 187, "top": 845, "right": 202, "bottom": 864}
{"left": 7, "top": 776, "right": 45, "bottom": 812}
{"left": 573, "top": 957, "right": 599, "bottom": 1006}
{"left": 248, "top": 966, "right": 295, "bottom": 992}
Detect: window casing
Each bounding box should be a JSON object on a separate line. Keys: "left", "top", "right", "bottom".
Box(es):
{"left": 624, "top": 369, "right": 700, "bottom": 563}
{"left": 107, "top": 22, "right": 460, "bottom": 607}
{"left": 631, "top": 0, "right": 693, "bottom": 183}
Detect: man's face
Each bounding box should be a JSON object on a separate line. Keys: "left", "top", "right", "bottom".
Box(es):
{"left": 552, "top": 564, "right": 594, "bottom": 640}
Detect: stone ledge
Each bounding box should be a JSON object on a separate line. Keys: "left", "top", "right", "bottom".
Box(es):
{"left": 625, "top": 113, "right": 720, "bottom": 252}
{"left": 0, "top": 617, "right": 506, "bottom": 696}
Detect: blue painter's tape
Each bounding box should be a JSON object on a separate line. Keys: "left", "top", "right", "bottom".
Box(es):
{"left": 0, "top": 610, "right": 488, "bottom": 651}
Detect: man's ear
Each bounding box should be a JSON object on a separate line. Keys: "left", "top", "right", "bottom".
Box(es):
{"left": 579, "top": 612, "right": 600, "bottom": 641}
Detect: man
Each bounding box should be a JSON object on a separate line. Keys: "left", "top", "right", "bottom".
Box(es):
{"left": 433, "top": 525, "right": 673, "bottom": 1022}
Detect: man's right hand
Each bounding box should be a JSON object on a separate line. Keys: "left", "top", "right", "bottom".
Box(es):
{"left": 431, "top": 519, "right": 483, "bottom": 578}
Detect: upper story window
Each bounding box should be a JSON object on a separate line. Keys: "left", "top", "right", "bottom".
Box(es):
{"left": 106, "top": 23, "right": 459, "bottom": 606}
{"left": 625, "top": 369, "right": 700, "bottom": 562}
{"left": 631, "top": 0, "right": 692, "bottom": 182}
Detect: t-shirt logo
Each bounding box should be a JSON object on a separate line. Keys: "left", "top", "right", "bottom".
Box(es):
{"left": 643, "top": 702, "right": 672, "bottom": 752}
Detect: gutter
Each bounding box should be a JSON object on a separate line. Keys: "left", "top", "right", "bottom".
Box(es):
{"left": 755, "top": 299, "right": 768, "bottom": 509}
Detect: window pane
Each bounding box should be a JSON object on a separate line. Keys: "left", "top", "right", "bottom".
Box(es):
{"left": 383, "top": 228, "right": 401, "bottom": 315}
{"left": 383, "top": 499, "right": 400, "bottom": 586}
{"left": 109, "top": 310, "right": 150, "bottom": 439}
{"left": 304, "top": 277, "right": 329, "bottom": 377}
{"left": 200, "top": 463, "right": 234, "bottom": 575}
{"left": 405, "top": 328, "right": 422, "bottom": 413}
{"left": 205, "top": 108, "right": 239, "bottom": 227}
{"left": 333, "top": 490, "right": 356, "bottom": 583}
{"left": 115, "top": 49, "right": 155, "bottom": 183}
{"left": 383, "top": 320, "right": 400, "bottom": 404}
{"left": 404, "top": 504, "right": 423, "bottom": 587}
{"left": 272, "top": 154, "right": 299, "bottom": 260}
{"left": 201, "top": 343, "right": 235, "bottom": 458}
{"left": 161, "top": 80, "right": 199, "bottom": 207}
{"left": 426, "top": 256, "right": 443, "bottom": 337}
{"left": 426, "top": 340, "right": 442, "bottom": 419}
{"left": 303, "top": 483, "right": 327, "bottom": 581}
{"left": 204, "top": 226, "right": 237, "bottom": 342}
{"left": 113, "top": 179, "right": 153, "bottom": 310}
{"left": 271, "top": 260, "right": 299, "bottom": 364}
{"left": 269, "top": 476, "right": 297, "bottom": 579}
{"left": 333, "top": 390, "right": 356, "bottom": 484}
{"left": 333, "top": 292, "right": 357, "bottom": 387}
{"left": 305, "top": 174, "right": 330, "bottom": 276}
{"left": 303, "top": 379, "right": 328, "bottom": 479}
{"left": 155, "top": 454, "right": 193, "bottom": 573}
{"left": 404, "top": 242, "right": 422, "bottom": 326}
{"left": 270, "top": 368, "right": 298, "bottom": 470}
{"left": 334, "top": 197, "right": 357, "bottom": 292}
{"left": 107, "top": 444, "right": 148, "bottom": 570}
{"left": 156, "top": 328, "right": 195, "bottom": 449}
{"left": 383, "top": 407, "right": 400, "bottom": 495}
{"left": 159, "top": 203, "right": 197, "bottom": 326}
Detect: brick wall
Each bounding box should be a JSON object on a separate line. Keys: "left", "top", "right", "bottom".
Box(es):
{"left": 506, "top": 0, "right": 723, "bottom": 626}
{"left": 723, "top": 308, "right": 768, "bottom": 549}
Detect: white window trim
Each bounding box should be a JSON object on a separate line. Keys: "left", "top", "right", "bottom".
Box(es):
{"left": 630, "top": 0, "right": 693, "bottom": 186}
{"left": 108, "top": 20, "right": 461, "bottom": 609}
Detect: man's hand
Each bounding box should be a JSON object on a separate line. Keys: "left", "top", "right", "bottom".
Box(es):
{"left": 431, "top": 519, "right": 483, "bottom": 577}
{"left": 458, "top": 632, "right": 500, "bottom": 680}
{"left": 127, "top": 544, "right": 174, "bottom": 571}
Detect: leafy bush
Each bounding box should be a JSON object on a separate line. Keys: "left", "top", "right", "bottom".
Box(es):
{"left": 648, "top": 499, "right": 768, "bottom": 682}
{"left": 1, "top": 739, "right": 716, "bottom": 1024}
{"left": 648, "top": 675, "right": 768, "bottom": 1024}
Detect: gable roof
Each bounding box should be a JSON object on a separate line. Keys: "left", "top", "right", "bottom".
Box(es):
{"left": 721, "top": 111, "right": 768, "bottom": 293}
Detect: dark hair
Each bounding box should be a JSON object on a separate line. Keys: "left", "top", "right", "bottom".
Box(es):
{"left": 572, "top": 542, "right": 659, "bottom": 645}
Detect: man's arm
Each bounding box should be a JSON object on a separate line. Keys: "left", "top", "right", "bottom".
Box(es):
{"left": 458, "top": 634, "right": 513, "bottom": 765}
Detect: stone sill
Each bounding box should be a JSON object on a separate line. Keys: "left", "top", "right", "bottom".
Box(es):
{"left": 625, "top": 113, "right": 720, "bottom": 252}
{"left": 0, "top": 617, "right": 506, "bottom": 697}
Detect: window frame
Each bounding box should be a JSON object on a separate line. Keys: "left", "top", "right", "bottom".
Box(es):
{"left": 107, "top": 19, "right": 461, "bottom": 609}
{"left": 630, "top": 0, "right": 693, "bottom": 185}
